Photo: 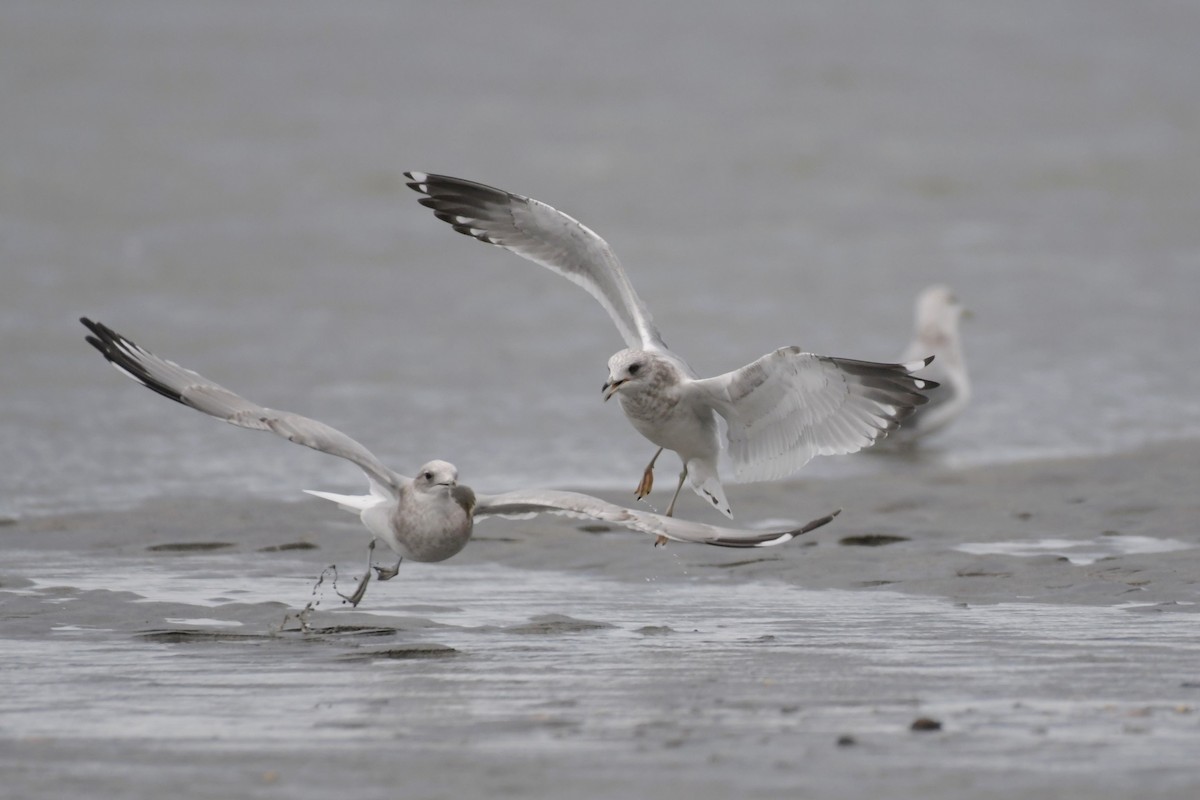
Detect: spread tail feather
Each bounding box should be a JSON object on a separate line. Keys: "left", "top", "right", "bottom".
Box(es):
{"left": 687, "top": 461, "right": 732, "bottom": 519}
{"left": 304, "top": 489, "right": 381, "bottom": 514}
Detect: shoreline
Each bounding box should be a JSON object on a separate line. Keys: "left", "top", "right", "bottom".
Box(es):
{"left": 472, "top": 438, "right": 1200, "bottom": 609}
{"left": 3, "top": 439, "right": 1198, "bottom": 800}
{"left": 7, "top": 439, "right": 1197, "bottom": 611}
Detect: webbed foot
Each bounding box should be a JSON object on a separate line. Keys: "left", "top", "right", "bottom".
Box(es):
{"left": 374, "top": 557, "right": 403, "bottom": 581}
{"left": 635, "top": 447, "right": 664, "bottom": 500}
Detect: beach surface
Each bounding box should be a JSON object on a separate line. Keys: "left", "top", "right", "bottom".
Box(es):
{"left": 3, "top": 441, "right": 1197, "bottom": 800}
{"left": 3, "top": 1, "right": 1199, "bottom": 797}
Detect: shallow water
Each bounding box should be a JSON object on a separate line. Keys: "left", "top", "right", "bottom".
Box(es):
{"left": 3, "top": 552, "right": 1199, "bottom": 796}
{"left": 958, "top": 535, "right": 1195, "bottom": 566}
{"left": 3, "top": 1, "right": 1200, "bottom": 519}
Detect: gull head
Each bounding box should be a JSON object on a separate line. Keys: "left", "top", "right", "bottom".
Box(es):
{"left": 414, "top": 460, "right": 459, "bottom": 493}
{"left": 914, "top": 285, "right": 968, "bottom": 345}
{"left": 602, "top": 349, "right": 656, "bottom": 401}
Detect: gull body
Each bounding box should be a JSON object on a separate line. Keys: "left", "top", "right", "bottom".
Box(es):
{"left": 890, "top": 285, "right": 971, "bottom": 445}
{"left": 81, "top": 318, "right": 839, "bottom": 606}
{"left": 603, "top": 349, "right": 728, "bottom": 514}
{"left": 310, "top": 459, "right": 475, "bottom": 564}
{"left": 406, "top": 172, "right": 937, "bottom": 518}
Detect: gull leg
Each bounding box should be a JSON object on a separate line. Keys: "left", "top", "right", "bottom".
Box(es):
{"left": 635, "top": 447, "right": 664, "bottom": 500}
{"left": 656, "top": 466, "right": 690, "bottom": 546}
{"left": 337, "top": 569, "right": 372, "bottom": 607}
{"left": 664, "top": 466, "right": 689, "bottom": 517}
{"left": 375, "top": 557, "right": 404, "bottom": 581}
{"left": 337, "top": 539, "right": 377, "bottom": 607}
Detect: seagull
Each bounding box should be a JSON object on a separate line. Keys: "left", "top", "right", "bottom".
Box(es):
{"left": 405, "top": 172, "right": 937, "bottom": 519}
{"left": 81, "top": 318, "right": 840, "bottom": 606}
{"left": 888, "top": 285, "right": 971, "bottom": 446}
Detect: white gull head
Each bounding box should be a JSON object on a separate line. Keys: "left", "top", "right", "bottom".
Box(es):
{"left": 602, "top": 349, "right": 663, "bottom": 401}
{"left": 413, "top": 460, "right": 459, "bottom": 492}
{"left": 914, "top": 285, "right": 967, "bottom": 351}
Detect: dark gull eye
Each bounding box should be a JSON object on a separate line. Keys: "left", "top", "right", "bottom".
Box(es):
{"left": 629, "top": 364, "right": 641, "bottom": 376}
{"left": 423, "top": 471, "right": 434, "bottom": 480}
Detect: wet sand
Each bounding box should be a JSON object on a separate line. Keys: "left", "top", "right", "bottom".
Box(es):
{"left": 3, "top": 441, "right": 1198, "bottom": 799}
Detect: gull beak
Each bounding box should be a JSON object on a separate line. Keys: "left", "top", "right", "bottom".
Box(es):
{"left": 602, "top": 379, "right": 624, "bottom": 402}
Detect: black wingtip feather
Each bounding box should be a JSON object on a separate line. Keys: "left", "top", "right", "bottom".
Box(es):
{"left": 828, "top": 355, "right": 942, "bottom": 413}
{"left": 405, "top": 172, "right": 523, "bottom": 207}
{"left": 797, "top": 507, "right": 841, "bottom": 534}
{"left": 709, "top": 508, "right": 841, "bottom": 548}
{"left": 80, "top": 318, "right": 187, "bottom": 405}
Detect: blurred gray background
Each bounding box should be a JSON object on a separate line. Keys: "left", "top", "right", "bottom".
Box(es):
{"left": 3, "top": 0, "right": 1198, "bottom": 517}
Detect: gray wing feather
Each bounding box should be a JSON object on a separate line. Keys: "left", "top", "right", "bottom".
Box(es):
{"left": 81, "top": 318, "right": 405, "bottom": 496}
{"left": 694, "top": 348, "right": 937, "bottom": 481}
{"left": 900, "top": 380, "right": 950, "bottom": 432}
{"left": 405, "top": 172, "right": 668, "bottom": 353}
{"left": 474, "top": 489, "right": 839, "bottom": 548}
{"left": 891, "top": 370, "right": 966, "bottom": 442}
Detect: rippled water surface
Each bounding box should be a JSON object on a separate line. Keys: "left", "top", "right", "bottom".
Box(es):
{"left": 5, "top": 554, "right": 1199, "bottom": 781}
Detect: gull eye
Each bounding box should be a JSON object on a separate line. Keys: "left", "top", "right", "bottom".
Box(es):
{"left": 423, "top": 471, "right": 434, "bottom": 480}
{"left": 628, "top": 364, "right": 641, "bottom": 376}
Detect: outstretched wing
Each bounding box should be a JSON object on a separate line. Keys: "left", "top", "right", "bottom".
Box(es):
{"left": 694, "top": 348, "right": 937, "bottom": 482}
{"left": 406, "top": 172, "right": 668, "bottom": 353}
{"left": 474, "top": 489, "right": 840, "bottom": 548}
{"left": 81, "top": 318, "right": 406, "bottom": 496}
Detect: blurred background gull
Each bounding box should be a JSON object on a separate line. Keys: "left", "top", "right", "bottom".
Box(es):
{"left": 887, "top": 285, "right": 971, "bottom": 448}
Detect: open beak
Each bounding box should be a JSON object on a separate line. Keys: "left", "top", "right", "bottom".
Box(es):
{"left": 602, "top": 378, "right": 625, "bottom": 402}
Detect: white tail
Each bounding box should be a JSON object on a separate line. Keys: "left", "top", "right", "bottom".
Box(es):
{"left": 687, "top": 460, "right": 732, "bottom": 519}
{"left": 303, "top": 490, "right": 383, "bottom": 514}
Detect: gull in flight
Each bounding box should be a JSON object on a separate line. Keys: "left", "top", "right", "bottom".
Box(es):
{"left": 81, "top": 318, "right": 840, "bottom": 606}
{"left": 406, "top": 172, "right": 937, "bottom": 519}
{"left": 888, "top": 285, "right": 971, "bottom": 446}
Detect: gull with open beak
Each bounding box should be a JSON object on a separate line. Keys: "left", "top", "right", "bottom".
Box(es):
{"left": 407, "top": 172, "right": 937, "bottom": 519}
